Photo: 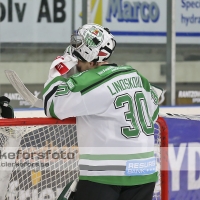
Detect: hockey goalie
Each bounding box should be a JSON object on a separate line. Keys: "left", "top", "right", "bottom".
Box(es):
{"left": 43, "top": 23, "right": 161, "bottom": 200}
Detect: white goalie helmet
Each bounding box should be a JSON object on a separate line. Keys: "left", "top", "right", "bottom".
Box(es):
{"left": 71, "top": 23, "right": 116, "bottom": 62}
{"left": 63, "top": 45, "right": 74, "bottom": 57}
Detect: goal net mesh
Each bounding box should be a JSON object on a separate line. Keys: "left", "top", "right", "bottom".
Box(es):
{"left": 0, "top": 117, "right": 168, "bottom": 200}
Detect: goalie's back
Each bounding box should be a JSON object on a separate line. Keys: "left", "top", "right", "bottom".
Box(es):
{"left": 43, "top": 63, "right": 159, "bottom": 186}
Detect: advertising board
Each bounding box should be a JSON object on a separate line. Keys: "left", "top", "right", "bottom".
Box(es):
{"left": 166, "top": 117, "right": 200, "bottom": 199}
{"left": 0, "top": 0, "right": 200, "bottom": 43}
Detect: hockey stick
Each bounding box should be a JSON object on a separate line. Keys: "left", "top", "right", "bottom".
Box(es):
{"left": 159, "top": 112, "right": 200, "bottom": 121}
{"left": 4, "top": 70, "right": 43, "bottom": 108}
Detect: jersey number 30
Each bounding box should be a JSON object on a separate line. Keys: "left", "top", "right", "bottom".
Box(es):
{"left": 114, "top": 92, "right": 154, "bottom": 138}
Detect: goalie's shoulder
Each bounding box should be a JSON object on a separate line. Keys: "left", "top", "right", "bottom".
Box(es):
{"left": 70, "top": 65, "right": 136, "bottom": 93}
{"left": 69, "top": 69, "right": 103, "bottom": 93}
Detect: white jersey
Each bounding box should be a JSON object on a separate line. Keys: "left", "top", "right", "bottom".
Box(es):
{"left": 43, "top": 64, "right": 159, "bottom": 186}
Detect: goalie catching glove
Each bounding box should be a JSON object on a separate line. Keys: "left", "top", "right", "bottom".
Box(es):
{"left": 48, "top": 53, "right": 78, "bottom": 79}
{"left": 0, "top": 96, "right": 14, "bottom": 118}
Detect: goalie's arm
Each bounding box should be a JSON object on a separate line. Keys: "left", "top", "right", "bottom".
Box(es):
{"left": 149, "top": 85, "right": 160, "bottom": 123}
{"left": 138, "top": 72, "right": 160, "bottom": 123}
{"left": 43, "top": 76, "right": 89, "bottom": 119}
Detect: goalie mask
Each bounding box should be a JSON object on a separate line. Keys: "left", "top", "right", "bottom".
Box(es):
{"left": 71, "top": 23, "right": 116, "bottom": 62}
{"left": 63, "top": 45, "right": 74, "bottom": 57}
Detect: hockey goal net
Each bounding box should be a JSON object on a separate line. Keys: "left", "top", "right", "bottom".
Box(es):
{"left": 0, "top": 117, "right": 168, "bottom": 200}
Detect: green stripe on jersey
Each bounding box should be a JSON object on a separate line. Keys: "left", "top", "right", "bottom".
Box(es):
{"left": 43, "top": 76, "right": 67, "bottom": 95}
{"left": 80, "top": 172, "right": 158, "bottom": 186}
{"left": 152, "top": 106, "right": 159, "bottom": 121}
{"left": 49, "top": 101, "right": 59, "bottom": 119}
{"left": 81, "top": 69, "right": 136, "bottom": 95}
{"left": 80, "top": 151, "right": 154, "bottom": 160}
{"left": 138, "top": 72, "right": 151, "bottom": 92}
{"left": 70, "top": 65, "right": 138, "bottom": 94}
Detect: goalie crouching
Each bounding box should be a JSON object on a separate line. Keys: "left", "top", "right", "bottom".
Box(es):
{"left": 44, "top": 23, "right": 160, "bottom": 200}
{"left": 0, "top": 96, "right": 14, "bottom": 118}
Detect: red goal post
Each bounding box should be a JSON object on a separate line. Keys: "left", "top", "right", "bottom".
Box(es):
{"left": 0, "top": 117, "right": 168, "bottom": 200}
{"left": 157, "top": 117, "right": 169, "bottom": 200}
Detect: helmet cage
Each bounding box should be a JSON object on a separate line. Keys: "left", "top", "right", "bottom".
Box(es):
{"left": 71, "top": 34, "right": 85, "bottom": 49}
